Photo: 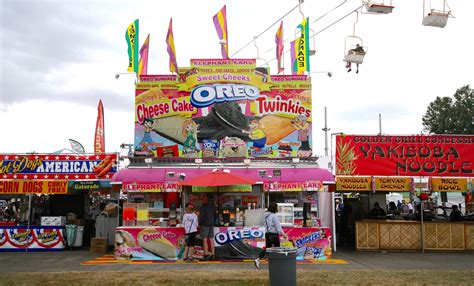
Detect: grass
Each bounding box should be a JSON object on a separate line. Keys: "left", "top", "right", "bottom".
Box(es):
{"left": 1, "top": 270, "right": 474, "bottom": 286}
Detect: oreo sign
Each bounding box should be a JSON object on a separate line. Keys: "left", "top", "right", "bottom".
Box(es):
{"left": 214, "top": 228, "right": 264, "bottom": 245}
{"left": 191, "top": 84, "right": 260, "bottom": 108}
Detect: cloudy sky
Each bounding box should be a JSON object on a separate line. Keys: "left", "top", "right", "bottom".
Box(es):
{"left": 0, "top": 0, "right": 472, "bottom": 156}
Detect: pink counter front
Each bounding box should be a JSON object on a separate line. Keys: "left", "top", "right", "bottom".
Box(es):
{"left": 115, "top": 226, "right": 331, "bottom": 261}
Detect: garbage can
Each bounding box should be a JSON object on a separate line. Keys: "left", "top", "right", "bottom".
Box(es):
{"left": 266, "top": 247, "right": 298, "bottom": 286}
{"left": 65, "top": 224, "right": 77, "bottom": 248}
{"left": 73, "top": 226, "right": 84, "bottom": 247}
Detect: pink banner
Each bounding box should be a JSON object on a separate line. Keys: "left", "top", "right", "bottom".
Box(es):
{"left": 284, "top": 227, "right": 332, "bottom": 260}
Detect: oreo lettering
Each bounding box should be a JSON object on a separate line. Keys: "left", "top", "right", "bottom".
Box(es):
{"left": 191, "top": 84, "right": 260, "bottom": 108}
{"left": 214, "top": 228, "right": 264, "bottom": 245}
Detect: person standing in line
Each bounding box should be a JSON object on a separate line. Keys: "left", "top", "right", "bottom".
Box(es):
{"left": 254, "top": 202, "right": 288, "bottom": 269}
{"left": 199, "top": 195, "right": 216, "bottom": 260}
{"left": 450, "top": 205, "right": 463, "bottom": 222}
{"left": 182, "top": 203, "right": 199, "bottom": 262}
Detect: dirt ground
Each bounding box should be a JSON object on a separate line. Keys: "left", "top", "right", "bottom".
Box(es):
{"left": 1, "top": 269, "right": 474, "bottom": 286}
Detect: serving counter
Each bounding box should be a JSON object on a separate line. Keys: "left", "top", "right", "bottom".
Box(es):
{"left": 356, "top": 220, "right": 474, "bottom": 251}
{"left": 115, "top": 226, "right": 332, "bottom": 261}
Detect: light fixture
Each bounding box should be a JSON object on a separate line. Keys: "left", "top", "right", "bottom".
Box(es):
{"left": 243, "top": 159, "right": 251, "bottom": 166}
{"left": 166, "top": 171, "right": 175, "bottom": 178}
{"left": 144, "top": 158, "right": 153, "bottom": 164}
{"left": 195, "top": 158, "right": 203, "bottom": 164}
{"left": 273, "top": 169, "right": 281, "bottom": 177}
{"left": 292, "top": 158, "right": 300, "bottom": 164}
{"left": 178, "top": 173, "right": 186, "bottom": 181}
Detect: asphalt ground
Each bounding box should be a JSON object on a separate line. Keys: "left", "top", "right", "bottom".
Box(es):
{"left": 0, "top": 250, "right": 473, "bottom": 272}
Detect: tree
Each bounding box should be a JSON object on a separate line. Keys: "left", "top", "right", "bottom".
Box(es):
{"left": 422, "top": 85, "right": 473, "bottom": 134}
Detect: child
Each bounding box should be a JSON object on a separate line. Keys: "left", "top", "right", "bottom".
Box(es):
{"left": 182, "top": 203, "right": 199, "bottom": 262}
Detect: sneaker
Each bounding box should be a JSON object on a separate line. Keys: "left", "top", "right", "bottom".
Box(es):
{"left": 254, "top": 258, "right": 260, "bottom": 269}
{"left": 347, "top": 69, "right": 352, "bottom": 73}
{"left": 356, "top": 70, "right": 359, "bottom": 74}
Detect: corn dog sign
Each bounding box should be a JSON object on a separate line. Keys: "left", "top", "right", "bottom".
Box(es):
{"left": 0, "top": 153, "right": 118, "bottom": 180}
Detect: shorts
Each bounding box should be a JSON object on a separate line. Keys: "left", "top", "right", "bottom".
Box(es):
{"left": 200, "top": 226, "right": 214, "bottom": 238}
{"left": 186, "top": 232, "right": 198, "bottom": 247}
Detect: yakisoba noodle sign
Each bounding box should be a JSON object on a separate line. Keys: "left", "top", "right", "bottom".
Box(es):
{"left": 134, "top": 59, "right": 312, "bottom": 159}
{"left": 336, "top": 135, "right": 474, "bottom": 177}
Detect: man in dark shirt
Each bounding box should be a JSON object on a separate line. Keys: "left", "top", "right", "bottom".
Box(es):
{"left": 450, "top": 205, "right": 463, "bottom": 221}
{"left": 370, "top": 202, "right": 386, "bottom": 219}
{"left": 199, "top": 195, "right": 216, "bottom": 260}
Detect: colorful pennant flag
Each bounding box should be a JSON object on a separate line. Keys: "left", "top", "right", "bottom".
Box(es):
{"left": 166, "top": 18, "right": 179, "bottom": 73}
{"left": 275, "top": 21, "right": 284, "bottom": 74}
{"left": 138, "top": 33, "right": 150, "bottom": 77}
{"left": 295, "top": 17, "right": 310, "bottom": 73}
{"left": 125, "top": 19, "right": 139, "bottom": 73}
{"left": 94, "top": 100, "right": 105, "bottom": 153}
{"left": 290, "top": 40, "right": 302, "bottom": 75}
{"left": 213, "top": 5, "right": 229, "bottom": 59}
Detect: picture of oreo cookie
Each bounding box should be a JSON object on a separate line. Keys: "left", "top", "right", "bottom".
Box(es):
{"left": 193, "top": 102, "right": 260, "bottom": 143}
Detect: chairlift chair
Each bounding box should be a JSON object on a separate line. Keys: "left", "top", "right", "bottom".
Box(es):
{"left": 363, "top": 0, "right": 394, "bottom": 14}
{"left": 343, "top": 36, "right": 367, "bottom": 65}
{"left": 422, "top": 0, "right": 453, "bottom": 28}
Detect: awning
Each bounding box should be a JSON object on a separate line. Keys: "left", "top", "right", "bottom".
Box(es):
{"left": 111, "top": 167, "right": 335, "bottom": 184}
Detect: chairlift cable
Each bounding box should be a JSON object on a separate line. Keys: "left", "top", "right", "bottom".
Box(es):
{"left": 231, "top": 2, "right": 302, "bottom": 58}
{"left": 264, "top": 5, "right": 364, "bottom": 66}
{"left": 261, "top": 0, "right": 349, "bottom": 56}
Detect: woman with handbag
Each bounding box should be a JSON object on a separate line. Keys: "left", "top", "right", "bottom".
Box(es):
{"left": 254, "top": 202, "right": 287, "bottom": 269}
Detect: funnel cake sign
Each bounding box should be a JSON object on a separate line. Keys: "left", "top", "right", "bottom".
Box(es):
{"left": 336, "top": 135, "right": 473, "bottom": 177}
{"left": 133, "top": 59, "right": 313, "bottom": 159}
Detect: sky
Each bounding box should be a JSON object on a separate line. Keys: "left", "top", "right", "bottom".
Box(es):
{"left": 0, "top": 0, "right": 472, "bottom": 157}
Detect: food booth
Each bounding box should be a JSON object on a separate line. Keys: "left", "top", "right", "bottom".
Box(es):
{"left": 111, "top": 58, "right": 337, "bottom": 261}
{"left": 334, "top": 135, "right": 474, "bottom": 252}
{"left": 0, "top": 153, "right": 118, "bottom": 251}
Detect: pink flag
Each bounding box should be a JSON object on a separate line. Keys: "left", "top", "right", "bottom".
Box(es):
{"left": 213, "top": 5, "right": 229, "bottom": 59}
{"left": 275, "top": 21, "right": 284, "bottom": 74}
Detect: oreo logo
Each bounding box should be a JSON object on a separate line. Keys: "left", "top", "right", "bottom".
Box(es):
{"left": 214, "top": 228, "right": 264, "bottom": 245}
{"left": 191, "top": 84, "right": 260, "bottom": 108}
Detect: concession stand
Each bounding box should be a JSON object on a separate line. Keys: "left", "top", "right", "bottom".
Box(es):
{"left": 111, "top": 58, "right": 336, "bottom": 261}
{"left": 0, "top": 153, "right": 118, "bottom": 252}
{"left": 334, "top": 134, "right": 474, "bottom": 252}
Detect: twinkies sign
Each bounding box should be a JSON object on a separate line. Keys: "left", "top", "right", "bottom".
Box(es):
{"left": 336, "top": 135, "right": 474, "bottom": 177}
{"left": 191, "top": 84, "right": 259, "bottom": 108}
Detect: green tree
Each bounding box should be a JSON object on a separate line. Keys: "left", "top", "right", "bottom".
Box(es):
{"left": 422, "top": 85, "right": 474, "bottom": 134}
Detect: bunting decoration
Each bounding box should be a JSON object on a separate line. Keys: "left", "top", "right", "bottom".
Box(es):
{"left": 166, "top": 18, "right": 179, "bottom": 73}
{"left": 213, "top": 5, "right": 229, "bottom": 59}
{"left": 125, "top": 19, "right": 139, "bottom": 73}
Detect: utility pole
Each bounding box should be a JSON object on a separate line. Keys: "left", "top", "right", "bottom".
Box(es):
{"left": 322, "top": 107, "right": 330, "bottom": 156}
{"left": 378, "top": 113, "right": 382, "bottom": 135}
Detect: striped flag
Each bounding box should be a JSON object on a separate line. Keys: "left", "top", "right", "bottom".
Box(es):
{"left": 275, "top": 21, "right": 284, "bottom": 74}
{"left": 166, "top": 18, "right": 178, "bottom": 73}
{"left": 290, "top": 40, "right": 302, "bottom": 75}
{"left": 125, "top": 19, "right": 139, "bottom": 73}
{"left": 213, "top": 5, "right": 229, "bottom": 59}
{"left": 94, "top": 100, "right": 105, "bottom": 154}
{"left": 138, "top": 33, "right": 150, "bottom": 77}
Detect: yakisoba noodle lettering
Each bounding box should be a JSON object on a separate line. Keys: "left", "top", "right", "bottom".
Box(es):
{"left": 136, "top": 98, "right": 195, "bottom": 123}
{"left": 255, "top": 96, "right": 311, "bottom": 118}
{"left": 353, "top": 135, "right": 474, "bottom": 144}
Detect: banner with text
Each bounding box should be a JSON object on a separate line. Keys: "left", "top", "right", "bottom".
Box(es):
{"left": 375, "top": 177, "right": 412, "bottom": 192}
{"left": 336, "top": 135, "right": 474, "bottom": 177}
{"left": 123, "top": 182, "right": 181, "bottom": 193}
{"left": 336, "top": 177, "right": 372, "bottom": 191}
{"left": 0, "top": 180, "right": 68, "bottom": 194}
{"left": 134, "top": 59, "right": 312, "bottom": 159}
{"left": 431, "top": 178, "right": 468, "bottom": 192}
{"left": 0, "top": 154, "right": 118, "bottom": 180}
